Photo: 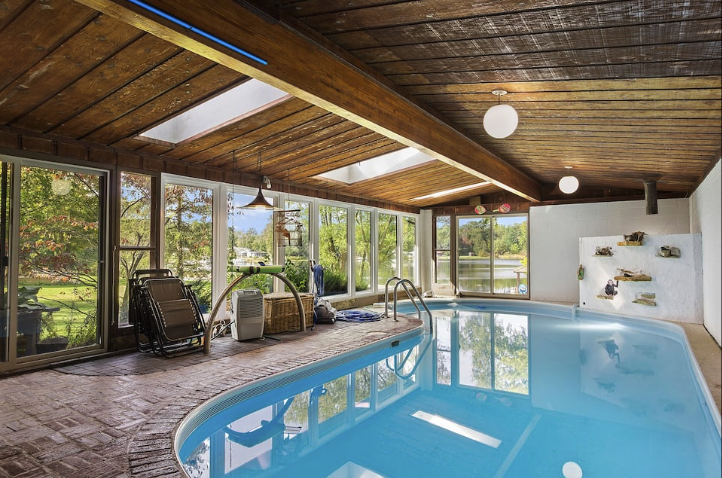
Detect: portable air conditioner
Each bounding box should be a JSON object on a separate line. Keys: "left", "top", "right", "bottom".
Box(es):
{"left": 231, "top": 289, "right": 264, "bottom": 341}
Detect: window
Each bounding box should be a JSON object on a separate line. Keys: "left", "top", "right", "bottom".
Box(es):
{"left": 283, "top": 199, "right": 310, "bottom": 293}
{"left": 227, "top": 190, "right": 274, "bottom": 293}
{"left": 457, "top": 214, "right": 528, "bottom": 296}
{"left": 402, "top": 216, "right": 417, "bottom": 282}
{"left": 434, "top": 216, "right": 451, "bottom": 284}
{"left": 164, "top": 183, "right": 214, "bottom": 312}
{"left": 354, "top": 210, "right": 372, "bottom": 292}
{"left": 318, "top": 205, "right": 348, "bottom": 296}
{"left": 377, "top": 213, "right": 397, "bottom": 289}
{"left": 118, "top": 172, "right": 155, "bottom": 326}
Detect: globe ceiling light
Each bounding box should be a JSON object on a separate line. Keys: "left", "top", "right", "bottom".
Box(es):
{"left": 483, "top": 90, "right": 518, "bottom": 139}
{"left": 559, "top": 175, "right": 580, "bottom": 194}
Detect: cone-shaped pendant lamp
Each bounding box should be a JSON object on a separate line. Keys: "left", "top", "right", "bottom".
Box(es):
{"left": 242, "top": 153, "right": 275, "bottom": 209}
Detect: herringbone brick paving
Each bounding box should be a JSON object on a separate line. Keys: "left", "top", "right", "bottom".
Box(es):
{"left": 0, "top": 317, "right": 422, "bottom": 477}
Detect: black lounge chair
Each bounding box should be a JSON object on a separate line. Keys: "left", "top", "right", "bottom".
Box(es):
{"left": 129, "top": 269, "right": 205, "bottom": 357}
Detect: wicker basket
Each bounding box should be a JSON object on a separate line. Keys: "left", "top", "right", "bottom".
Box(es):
{"left": 263, "top": 292, "right": 314, "bottom": 334}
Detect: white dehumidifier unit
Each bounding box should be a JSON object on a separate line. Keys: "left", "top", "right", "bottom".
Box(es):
{"left": 231, "top": 289, "right": 264, "bottom": 341}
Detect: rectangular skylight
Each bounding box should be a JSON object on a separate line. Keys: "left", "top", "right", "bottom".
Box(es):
{"left": 411, "top": 410, "right": 501, "bottom": 448}
{"left": 139, "top": 79, "right": 290, "bottom": 145}
{"left": 411, "top": 182, "right": 490, "bottom": 201}
{"left": 316, "top": 147, "right": 435, "bottom": 184}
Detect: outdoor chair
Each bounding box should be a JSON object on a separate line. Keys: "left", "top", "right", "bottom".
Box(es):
{"left": 129, "top": 269, "right": 205, "bottom": 357}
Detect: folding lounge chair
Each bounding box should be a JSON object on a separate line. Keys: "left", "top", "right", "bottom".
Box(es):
{"left": 130, "top": 269, "right": 205, "bottom": 357}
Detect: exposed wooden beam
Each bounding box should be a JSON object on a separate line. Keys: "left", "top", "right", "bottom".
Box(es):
{"left": 73, "top": 0, "right": 542, "bottom": 201}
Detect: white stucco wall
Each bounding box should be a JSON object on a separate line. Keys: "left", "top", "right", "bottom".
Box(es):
{"left": 579, "top": 233, "right": 703, "bottom": 323}
{"left": 529, "top": 199, "right": 691, "bottom": 304}
{"left": 690, "top": 160, "right": 721, "bottom": 345}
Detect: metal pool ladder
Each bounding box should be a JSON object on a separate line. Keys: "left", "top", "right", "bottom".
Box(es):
{"left": 384, "top": 277, "right": 433, "bottom": 333}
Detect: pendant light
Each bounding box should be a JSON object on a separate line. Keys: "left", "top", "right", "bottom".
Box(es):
{"left": 559, "top": 166, "right": 579, "bottom": 194}
{"left": 483, "top": 90, "right": 518, "bottom": 139}
{"left": 242, "top": 153, "right": 275, "bottom": 209}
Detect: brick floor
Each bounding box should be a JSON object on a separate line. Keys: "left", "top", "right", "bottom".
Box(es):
{"left": 0, "top": 317, "right": 422, "bottom": 477}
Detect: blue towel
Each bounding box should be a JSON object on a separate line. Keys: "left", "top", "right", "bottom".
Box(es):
{"left": 311, "top": 264, "right": 324, "bottom": 297}
{"left": 335, "top": 309, "right": 382, "bottom": 322}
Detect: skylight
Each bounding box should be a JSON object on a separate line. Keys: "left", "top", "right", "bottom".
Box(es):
{"left": 317, "top": 147, "right": 435, "bottom": 184}
{"left": 139, "top": 79, "right": 290, "bottom": 145}
{"left": 411, "top": 182, "right": 490, "bottom": 201}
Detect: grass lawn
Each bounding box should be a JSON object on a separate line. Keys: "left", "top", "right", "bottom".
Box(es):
{"left": 20, "top": 280, "right": 97, "bottom": 341}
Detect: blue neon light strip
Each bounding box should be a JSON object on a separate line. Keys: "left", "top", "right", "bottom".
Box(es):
{"left": 127, "top": 0, "right": 268, "bottom": 66}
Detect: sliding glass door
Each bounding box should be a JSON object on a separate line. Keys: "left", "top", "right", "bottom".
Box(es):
{"left": 1, "top": 158, "right": 107, "bottom": 368}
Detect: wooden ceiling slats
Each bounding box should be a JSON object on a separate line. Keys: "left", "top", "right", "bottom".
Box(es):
{"left": 87, "top": 65, "right": 246, "bottom": 146}
{"left": 200, "top": 114, "right": 349, "bottom": 170}
{"left": 162, "top": 99, "right": 317, "bottom": 162}
{"left": 387, "top": 60, "right": 722, "bottom": 86}
{"left": 370, "top": 43, "right": 722, "bottom": 77}
{"left": 351, "top": 20, "right": 722, "bottom": 65}
{"left": 0, "top": 14, "right": 143, "bottom": 125}
{"left": 297, "top": 0, "right": 701, "bottom": 34}
{"left": 321, "top": 1, "right": 722, "bottom": 46}
{"left": 434, "top": 101, "right": 722, "bottom": 115}
{"left": 455, "top": 117, "right": 722, "bottom": 129}
{"left": 405, "top": 77, "right": 722, "bottom": 95}
{"left": 0, "top": 0, "right": 718, "bottom": 207}
{"left": 0, "top": 1, "right": 99, "bottom": 92}
{"left": 194, "top": 112, "right": 359, "bottom": 170}
{"left": 281, "top": 138, "right": 403, "bottom": 180}
{"left": 419, "top": 90, "right": 722, "bottom": 103}
{"left": 267, "top": 131, "right": 398, "bottom": 178}
{"left": 51, "top": 51, "right": 218, "bottom": 138}
{"left": 15, "top": 34, "right": 183, "bottom": 133}
{"left": 205, "top": 116, "right": 363, "bottom": 170}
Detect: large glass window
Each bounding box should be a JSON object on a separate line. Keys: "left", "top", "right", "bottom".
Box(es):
{"left": 283, "top": 199, "right": 310, "bottom": 293}
{"left": 354, "top": 210, "right": 372, "bottom": 292}
{"left": 164, "top": 183, "right": 213, "bottom": 312}
{"left": 493, "top": 216, "right": 528, "bottom": 295}
{"left": 434, "top": 216, "right": 451, "bottom": 284}
{"left": 402, "top": 216, "right": 417, "bottom": 282}
{"left": 456, "top": 214, "right": 528, "bottom": 296}
{"left": 118, "top": 172, "right": 154, "bottom": 326}
{"left": 377, "top": 213, "right": 397, "bottom": 289}
{"left": 318, "top": 205, "right": 348, "bottom": 296}
{"left": 457, "top": 217, "right": 492, "bottom": 293}
{"left": 227, "top": 190, "right": 274, "bottom": 293}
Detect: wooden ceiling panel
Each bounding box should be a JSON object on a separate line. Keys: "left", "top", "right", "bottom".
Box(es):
{"left": 0, "top": 0, "right": 719, "bottom": 209}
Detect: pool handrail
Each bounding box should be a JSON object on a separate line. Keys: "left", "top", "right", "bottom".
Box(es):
{"left": 384, "top": 277, "right": 433, "bottom": 333}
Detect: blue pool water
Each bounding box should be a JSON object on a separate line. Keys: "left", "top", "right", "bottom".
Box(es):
{"left": 176, "top": 299, "right": 721, "bottom": 478}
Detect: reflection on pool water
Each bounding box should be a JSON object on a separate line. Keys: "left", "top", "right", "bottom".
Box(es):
{"left": 176, "top": 300, "right": 721, "bottom": 478}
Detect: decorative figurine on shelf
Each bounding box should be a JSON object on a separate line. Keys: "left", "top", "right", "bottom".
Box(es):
{"left": 605, "top": 279, "right": 619, "bottom": 298}
{"left": 623, "top": 231, "right": 646, "bottom": 243}
{"left": 577, "top": 264, "right": 585, "bottom": 280}
{"left": 595, "top": 246, "right": 613, "bottom": 256}
{"left": 659, "top": 246, "right": 681, "bottom": 258}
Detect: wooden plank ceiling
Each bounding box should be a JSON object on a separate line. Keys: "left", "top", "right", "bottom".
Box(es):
{"left": 0, "top": 0, "right": 719, "bottom": 210}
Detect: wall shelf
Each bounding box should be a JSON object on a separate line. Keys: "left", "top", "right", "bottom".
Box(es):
{"left": 614, "top": 275, "right": 652, "bottom": 281}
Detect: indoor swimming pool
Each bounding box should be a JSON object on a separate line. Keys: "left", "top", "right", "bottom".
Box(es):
{"left": 176, "top": 299, "right": 721, "bottom": 478}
